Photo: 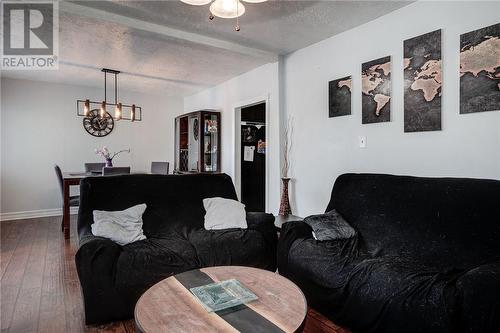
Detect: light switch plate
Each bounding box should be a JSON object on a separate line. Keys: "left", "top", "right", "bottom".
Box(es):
{"left": 359, "top": 136, "right": 367, "bottom": 148}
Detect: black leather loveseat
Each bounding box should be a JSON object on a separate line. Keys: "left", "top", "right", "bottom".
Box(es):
{"left": 76, "top": 173, "right": 277, "bottom": 324}
{"left": 278, "top": 173, "right": 500, "bottom": 333}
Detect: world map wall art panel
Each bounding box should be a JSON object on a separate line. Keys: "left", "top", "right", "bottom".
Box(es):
{"left": 460, "top": 22, "right": 500, "bottom": 114}
{"left": 403, "top": 29, "right": 442, "bottom": 132}
{"left": 329, "top": 76, "right": 352, "bottom": 118}
{"left": 362, "top": 56, "right": 391, "bottom": 124}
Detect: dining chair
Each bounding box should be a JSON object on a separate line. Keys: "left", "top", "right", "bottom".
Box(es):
{"left": 54, "top": 165, "right": 79, "bottom": 231}
{"left": 84, "top": 162, "right": 106, "bottom": 173}
{"left": 151, "top": 162, "right": 170, "bottom": 175}
{"left": 102, "top": 167, "right": 131, "bottom": 176}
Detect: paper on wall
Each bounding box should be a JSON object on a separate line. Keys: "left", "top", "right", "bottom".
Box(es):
{"left": 244, "top": 146, "right": 255, "bottom": 162}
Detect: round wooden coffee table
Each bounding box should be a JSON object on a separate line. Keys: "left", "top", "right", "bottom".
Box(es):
{"left": 135, "top": 266, "right": 307, "bottom": 333}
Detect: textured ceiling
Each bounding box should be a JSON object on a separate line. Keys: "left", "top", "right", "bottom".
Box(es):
{"left": 2, "top": 0, "right": 411, "bottom": 96}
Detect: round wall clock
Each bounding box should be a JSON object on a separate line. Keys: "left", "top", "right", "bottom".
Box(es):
{"left": 83, "top": 109, "right": 114, "bottom": 137}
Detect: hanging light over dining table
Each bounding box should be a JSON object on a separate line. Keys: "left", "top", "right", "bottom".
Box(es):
{"left": 77, "top": 68, "right": 142, "bottom": 122}
{"left": 180, "top": 0, "right": 267, "bottom": 31}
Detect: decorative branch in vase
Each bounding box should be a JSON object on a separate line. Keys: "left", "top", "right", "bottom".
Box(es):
{"left": 279, "top": 116, "right": 293, "bottom": 216}
{"left": 95, "top": 146, "right": 130, "bottom": 167}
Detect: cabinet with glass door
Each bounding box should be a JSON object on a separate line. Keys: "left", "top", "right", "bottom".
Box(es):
{"left": 174, "top": 110, "right": 221, "bottom": 174}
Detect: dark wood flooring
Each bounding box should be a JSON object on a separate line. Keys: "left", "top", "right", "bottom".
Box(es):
{"left": 1, "top": 216, "right": 134, "bottom": 333}
{"left": 1, "top": 216, "right": 349, "bottom": 333}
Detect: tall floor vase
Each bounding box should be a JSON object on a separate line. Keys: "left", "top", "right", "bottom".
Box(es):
{"left": 279, "top": 177, "right": 292, "bottom": 215}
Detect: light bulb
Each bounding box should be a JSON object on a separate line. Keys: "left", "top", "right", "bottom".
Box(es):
{"left": 180, "top": 0, "right": 211, "bottom": 5}
{"left": 83, "top": 99, "right": 90, "bottom": 116}
{"left": 115, "top": 103, "right": 122, "bottom": 120}
{"left": 210, "top": 0, "right": 245, "bottom": 18}
{"left": 100, "top": 101, "right": 106, "bottom": 118}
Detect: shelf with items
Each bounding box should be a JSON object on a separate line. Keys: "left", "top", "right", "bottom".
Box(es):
{"left": 174, "top": 110, "right": 221, "bottom": 174}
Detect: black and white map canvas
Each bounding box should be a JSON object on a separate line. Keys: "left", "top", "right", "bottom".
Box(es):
{"left": 329, "top": 76, "right": 352, "bottom": 118}
{"left": 362, "top": 56, "right": 391, "bottom": 124}
{"left": 404, "top": 29, "right": 442, "bottom": 132}
{"left": 460, "top": 23, "right": 500, "bottom": 114}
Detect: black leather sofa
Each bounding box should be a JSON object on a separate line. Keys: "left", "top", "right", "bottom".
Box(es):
{"left": 75, "top": 173, "right": 277, "bottom": 324}
{"left": 277, "top": 173, "right": 500, "bottom": 333}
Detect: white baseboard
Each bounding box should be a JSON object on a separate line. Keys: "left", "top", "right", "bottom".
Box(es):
{"left": 0, "top": 207, "right": 79, "bottom": 222}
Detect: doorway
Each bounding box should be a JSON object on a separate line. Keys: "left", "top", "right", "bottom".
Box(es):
{"left": 237, "top": 102, "right": 266, "bottom": 212}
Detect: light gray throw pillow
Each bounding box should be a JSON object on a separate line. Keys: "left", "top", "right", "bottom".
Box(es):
{"left": 304, "top": 209, "right": 356, "bottom": 241}
{"left": 91, "top": 203, "right": 147, "bottom": 245}
{"left": 203, "top": 197, "right": 247, "bottom": 230}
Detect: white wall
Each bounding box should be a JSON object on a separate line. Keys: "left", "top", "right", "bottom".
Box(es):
{"left": 1, "top": 78, "right": 183, "bottom": 217}
{"left": 285, "top": 1, "right": 500, "bottom": 217}
{"left": 184, "top": 63, "right": 282, "bottom": 213}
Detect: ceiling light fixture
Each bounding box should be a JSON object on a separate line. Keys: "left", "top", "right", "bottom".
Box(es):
{"left": 180, "top": 0, "right": 211, "bottom": 5}
{"left": 181, "top": 0, "right": 266, "bottom": 31}
{"left": 76, "top": 68, "right": 142, "bottom": 122}
{"left": 210, "top": 0, "right": 245, "bottom": 19}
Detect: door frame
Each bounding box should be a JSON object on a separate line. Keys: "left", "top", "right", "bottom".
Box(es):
{"left": 232, "top": 94, "right": 270, "bottom": 212}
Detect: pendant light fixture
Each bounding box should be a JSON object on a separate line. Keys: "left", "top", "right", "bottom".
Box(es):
{"left": 77, "top": 68, "right": 142, "bottom": 121}
{"left": 115, "top": 102, "right": 122, "bottom": 120}
{"left": 180, "top": 0, "right": 266, "bottom": 31}
{"left": 131, "top": 104, "right": 136, "bottom": 122}
{"left": 83, "top": 99, "right": 90, "bottom": 116}
{"left": 100, "top": 101, "right": 106, "bottom": 118}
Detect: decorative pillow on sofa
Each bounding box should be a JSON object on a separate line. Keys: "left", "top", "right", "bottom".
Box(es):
{"left": 304, "top": 209, "right": 356, "bottom": 241}
{"left": 91, "top": 203, "right": 147, "bottom": 245}
{"left": 203, "top": 197, "right": 247, "bottom": 230}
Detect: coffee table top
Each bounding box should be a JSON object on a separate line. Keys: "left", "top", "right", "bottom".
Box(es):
{"left": 135, "top": 266, "right": 307, "bottom": 333}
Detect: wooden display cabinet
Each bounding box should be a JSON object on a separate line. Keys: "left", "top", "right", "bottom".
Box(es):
{"left": 174, "top": 110, "right": 221, "bottom": 173}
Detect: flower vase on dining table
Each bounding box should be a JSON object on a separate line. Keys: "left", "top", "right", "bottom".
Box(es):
{"left": 95, "top": 147, "right": 130, "bottom": 168}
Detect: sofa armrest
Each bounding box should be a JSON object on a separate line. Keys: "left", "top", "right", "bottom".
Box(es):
{"left": 75, "top": 236, "right": 122, "bottom": 288}
{"left": 280, "top": 220, "right": 313, "bottom": 239}
{"left": 75, "top": 236, "right": 123, "bottom": 324}
{"left": 277, "top": 221, "right": 313, "bottom": 275}
{"left": 246, "top": 212, "right": 278, "bottom": 270}
{"left": 246, "top": 212, "right": 277, "bottom": 246}
{"left": 246, "top": 212, "right": 275, "bottom": 230}
{"left": 457, "top": 261, "right": 500, "bottom": 332}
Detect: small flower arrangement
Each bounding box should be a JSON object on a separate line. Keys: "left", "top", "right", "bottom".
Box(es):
{"left": 95, "top": 146, "right": 130, "bottom": 167}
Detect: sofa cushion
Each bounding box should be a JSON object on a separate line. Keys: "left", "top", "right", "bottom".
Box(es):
{"left": 304, "top": 210, "right": 356, "bottom": 241}
{"left": 188, "top": 228, "right": 271, "bottom": 268}
{"left": 115, "top": 236, "right": 199, "bottom": 289}
{"left": 203, "top": 197, "right": 247, "bottom": 230}
{"left": 286, "top": 235, "right": 462, "bottom": 333}
{"left": 92, "top": 203, "right": 147, "bottom": 245}
{"left": 456, "top": 262, "right": 500, "bottom": 332}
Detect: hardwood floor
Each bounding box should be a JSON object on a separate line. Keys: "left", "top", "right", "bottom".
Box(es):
{"left": 303, "top": 308, "right": 350, "bottom": 333}
{"left": 1, "top": 216, "right": 349, "bottom": 333}
{"left": 1, "top": 216, "right": 134, "bottom": 333}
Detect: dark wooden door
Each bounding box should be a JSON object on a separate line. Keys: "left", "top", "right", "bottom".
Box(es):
{"left": 240, "top": 103, "right": 266, "bottom": 212}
